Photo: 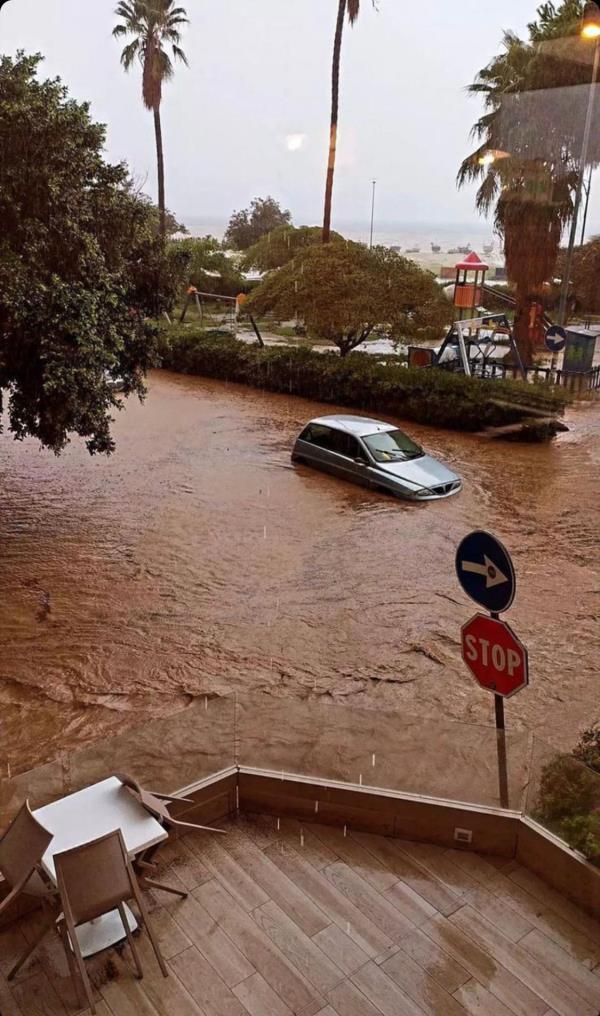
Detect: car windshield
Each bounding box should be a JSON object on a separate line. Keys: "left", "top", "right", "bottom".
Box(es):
{"left": 362, "top": 429, "right": 424, "bottom": 463}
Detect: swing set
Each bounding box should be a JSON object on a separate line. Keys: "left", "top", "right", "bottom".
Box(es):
{"left": 178, "top": 287, "right": 264, "bottom": 347}
{"left": 409, "top": 314, "right": 527, "bottom": 381}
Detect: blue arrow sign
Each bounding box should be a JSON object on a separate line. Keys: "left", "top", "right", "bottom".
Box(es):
{"left": 455, "top": 531, "right": 516, "bottom": 614}
{"left": 545, "top": 325, "right": 567, "bottom": 353}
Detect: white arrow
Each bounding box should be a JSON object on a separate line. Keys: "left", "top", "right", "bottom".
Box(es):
{"left": 461, "top": 555, "right": 508, "bottom": 588}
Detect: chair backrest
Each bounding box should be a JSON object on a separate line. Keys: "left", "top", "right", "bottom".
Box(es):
{"left": 54, "top": 829, "right": 134, "bottom": 926}
{"left": 0, "top": 801, "right": 53, "bottom": 892}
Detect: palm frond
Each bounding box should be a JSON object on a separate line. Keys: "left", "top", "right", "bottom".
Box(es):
{"left": 170, "top": 45, "right": 188, "bottom": 65}
{"left": 120, "top": 38, "right": 141, "bottom": 70}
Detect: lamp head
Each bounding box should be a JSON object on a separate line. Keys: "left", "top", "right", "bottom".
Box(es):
{"left": 582, "top": 1, "right": 600, "bottom": 39}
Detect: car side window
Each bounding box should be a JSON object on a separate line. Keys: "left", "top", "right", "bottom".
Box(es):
{"left": 327, "top": 429, "right": 351, "bottom": 456}
{"left": 345, "top": 435, "right": 364, "bottom": 460}
{"left": 305, "top": 424, "right": 334, "bottom": 450}
{"left": 328, "top": 431, "right": 362, "bottom": 459}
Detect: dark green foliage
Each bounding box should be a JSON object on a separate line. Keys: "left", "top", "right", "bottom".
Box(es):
{"left": 535, "top": 725, "right": 600, "bottom": 865}
{"left": 158, "top": 327, "right": 568, "bottom": 436}
{"left": 224, "top": 196, "right": 292, "bottom": 251}
{"left": 0, "top": 53, "right": 178, "bottom": 454}
{"left": 245, "top": 242, "right": 451, "bottom": 357}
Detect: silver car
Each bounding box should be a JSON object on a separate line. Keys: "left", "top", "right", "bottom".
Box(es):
{"left": 292, "top": 415, "right": 462, "bottom": 501}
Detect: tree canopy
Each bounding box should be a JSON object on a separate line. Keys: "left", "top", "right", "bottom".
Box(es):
{"left": 0, "top": 53, "right": 179, "bottom": 454}
{"left": 246, "top": 242, "right": 449, "bottom": 356}
{"left": 242, "top": 225, "right": 345, "bottom": 272}
{"left": 223, "top": 196, "right": 292, "bottom": 250}
{"left": 172, "top": 235, "right": 246, "bottom": 296}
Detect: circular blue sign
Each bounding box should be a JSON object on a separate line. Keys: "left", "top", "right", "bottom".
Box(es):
{"left": 455, "top": 530, "right": 516, "bottom": 614}
{"left": 545, "top": 325, "right": 567, "bottom": 353}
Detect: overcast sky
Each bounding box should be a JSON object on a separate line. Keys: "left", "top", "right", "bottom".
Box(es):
{"left": 2, "top": 0, "right": 599, "bottom": 235}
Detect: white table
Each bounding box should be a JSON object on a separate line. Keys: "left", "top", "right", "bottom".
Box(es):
{"left": 34, "top": 776, "right": 168, "bottom": 957}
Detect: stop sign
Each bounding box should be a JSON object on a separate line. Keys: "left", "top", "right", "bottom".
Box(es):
{"left": 461, "top": 613, "right": 529, "bottom": 698}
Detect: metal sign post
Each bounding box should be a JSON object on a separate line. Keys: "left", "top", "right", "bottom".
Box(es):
{"left": 456, "top": 532, "right": 528, "bottom": 810}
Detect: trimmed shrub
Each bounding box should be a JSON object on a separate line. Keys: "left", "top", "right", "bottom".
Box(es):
{"left": 534, "top": 726, "right": 600, "bottom": 866}
{"left": 157, "top": 327, "right": 569, "bottom": 437}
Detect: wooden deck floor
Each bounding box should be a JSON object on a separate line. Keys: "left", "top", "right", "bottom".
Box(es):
{"left": 1, "top": 815, "right": 599, "bottom": 1016}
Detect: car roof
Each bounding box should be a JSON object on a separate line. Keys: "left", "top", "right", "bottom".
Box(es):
{"left": 307, "top": 415, "right": 397, "bottom": 437}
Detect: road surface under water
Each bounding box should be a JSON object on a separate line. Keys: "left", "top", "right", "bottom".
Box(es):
{"left": 1, "top": 371, "right": 598, "bottom": 772}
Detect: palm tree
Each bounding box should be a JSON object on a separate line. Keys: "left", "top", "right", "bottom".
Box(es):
{"left": 113, "top": 0, "right": 188, "bottom": 237}
{"left": 323, "top": 0, "right": 373, "bottom": 243}
{"left": 458, "top": 28, "right": 579, "bottom": 365}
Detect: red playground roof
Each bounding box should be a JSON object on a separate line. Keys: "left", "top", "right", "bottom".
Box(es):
{"left": 455, "top": 251, "right": 489, "bottom": 271}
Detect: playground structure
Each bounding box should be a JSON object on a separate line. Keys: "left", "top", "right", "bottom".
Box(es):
{"left": 452, "top": 251, "right": 489, "bottom": 318}
{"left": 409, "top": 313, "right": 527, "bottom": 380}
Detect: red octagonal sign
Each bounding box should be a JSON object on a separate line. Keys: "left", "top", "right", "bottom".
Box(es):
{"left": 461, "top": 613, "right": 529, "bottom": 698}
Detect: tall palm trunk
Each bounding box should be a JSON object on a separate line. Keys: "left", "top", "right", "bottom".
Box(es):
{"left": 323, "top": 0, "right": 346, "bottom": 244}
{"left": 153, "top": 106, "right": 166, "bottom": 237}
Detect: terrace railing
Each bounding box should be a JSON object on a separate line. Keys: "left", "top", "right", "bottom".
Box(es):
{"left": 1, "top": 693, "right": 598, "bottom": 869}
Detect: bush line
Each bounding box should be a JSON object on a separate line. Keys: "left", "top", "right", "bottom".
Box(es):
{"left": 158, "top": 327, "right": 569, "bottom": 439}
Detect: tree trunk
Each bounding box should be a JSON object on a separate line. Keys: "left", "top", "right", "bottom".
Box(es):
{"left": 323, "top": 0, "right": 346, "bottom": 244}
{"left": 154, "top": 106, "right": 166, "bottom": 237}
{"left": 513, "top": 289, "right": 536, "bottom": 368}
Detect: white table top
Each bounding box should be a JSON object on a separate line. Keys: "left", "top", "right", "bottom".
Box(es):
{"left": 34, "top": 776, "right": 168, "bottom": 881}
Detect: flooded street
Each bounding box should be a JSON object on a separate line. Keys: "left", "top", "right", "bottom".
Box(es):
{"left": 1, "top": 370, "right": 599, "bottom": 772}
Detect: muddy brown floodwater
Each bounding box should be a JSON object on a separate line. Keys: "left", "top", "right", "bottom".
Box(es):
{"left": 1, "top": 370, "right": 599, "bottom": 773}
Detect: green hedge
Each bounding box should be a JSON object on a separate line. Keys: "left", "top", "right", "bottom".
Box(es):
{"left": 158, "top": 326, "right": 569, "bottom": 438}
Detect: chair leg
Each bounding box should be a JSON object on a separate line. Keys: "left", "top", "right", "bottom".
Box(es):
{"left": 63, "top": 917, "right": 96, "bottom": 1015}
{"left": 58, "top": 919, "right": 88, "bottom": 1012}
{"left": 118, "top": 904, "right": 143, "bottom": 980}
{"left": 7, "top": 915, "right": 54, "bottom": 980}
{"left": 143, "top": 877, "right": 188, "bottom": 900}
{"left": 132, "top": 890, "right": 169, "bottom": 979}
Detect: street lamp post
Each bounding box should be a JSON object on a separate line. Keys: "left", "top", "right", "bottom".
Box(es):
{"left": 558, "top": 1, "right": 600, "bottom": 325}
{"left": 369, "top": 179, "right": 376, "bottom": 249}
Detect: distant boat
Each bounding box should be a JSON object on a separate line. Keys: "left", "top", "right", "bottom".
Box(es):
{"left": 431, "top": 243, "right": 441, "bottom": 253}
{"left": 390, "top": 245, "right": 402, "bottom": 252}
{"left": 457, "top": 244, "right": 471, "bottom": 255}
{"left": 406, "top": 246, "right": 421, "bottom": 253}
{"left": 483, "top": 242, "right": 493, "bottom": 255}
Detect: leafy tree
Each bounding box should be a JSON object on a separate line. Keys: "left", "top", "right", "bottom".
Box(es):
{"left": 0, "top": 53, "right": 179, "bottom": 454}
{"left": 224, "top": 196, "right": 292, "bottom": 251}
{"left": 113, "top": 0, "right": 188, "bottom": 237}
{"left": 323, "top": 0, "right": 375, "bottom": 243}
{"left": 246, "top": 242, "right": 449, "bottom": 356}
{"left": 458, "top": 1, "right": 599, "bottom": 364}
{"left": 242, "top": 225, "right": 345, "bottom": 272}
{"left": 559, "top": 234, "right": 600, "bottom": 311}
{"left": 173, "top": 235, "right": 246, "bottom": 296}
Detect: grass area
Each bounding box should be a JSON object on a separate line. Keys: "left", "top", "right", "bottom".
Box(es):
{"left": 157, "top": 325, "right": 570, "bottom": 439}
